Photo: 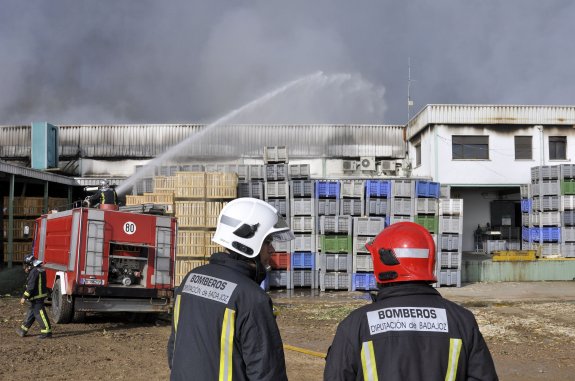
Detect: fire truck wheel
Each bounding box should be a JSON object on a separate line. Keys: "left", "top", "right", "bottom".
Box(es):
{"left": 51, "top": 279, "right": 74, "bottom": 324}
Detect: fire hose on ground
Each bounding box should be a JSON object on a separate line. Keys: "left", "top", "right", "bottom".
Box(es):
{"left": 283, "top": 344, "right": 327, "bottom": 359}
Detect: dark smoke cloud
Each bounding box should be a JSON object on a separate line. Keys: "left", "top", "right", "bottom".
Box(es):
{"left": 0, "top": 0, "right": 573, "bottom": 126}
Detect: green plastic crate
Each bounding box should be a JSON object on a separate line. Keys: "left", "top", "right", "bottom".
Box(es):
{"left": 414, "top": 215, "right": 438, "bottom": 233}
{"left": 561, "top": 180, "right": 575, "bottom": 195}
{"left": 320, "top": 235, "right": 353, "bottom": 253}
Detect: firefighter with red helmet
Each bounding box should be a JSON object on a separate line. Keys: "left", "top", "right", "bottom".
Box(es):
{"left": 167, "top": 198, "right": 295, "bottom": 380}
{"left": 16, "top": 254, "right": 52, "bottom": 339}
{"left": 324, "top": 222, "right": 498, "bottom": 381}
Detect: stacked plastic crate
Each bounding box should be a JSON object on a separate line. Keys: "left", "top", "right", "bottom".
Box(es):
{"left": 436, "top": 198, "right": 464, "bottom": 287}
{"left": 365, "top": 180, "right": 391, "bottom": 222}
{"left": 390, "top": 180, "right": 415, "bottom": 224}
{"left": 520, "top": 183, "right": 532, "bottom": 250}
{"left": 264, "top": 148, "right": 292, "bottom": 288}
{"left": 530, "top": 166, "right": 562, "bottom": 257}
{"left": 414, "top": 180, "right": 440, "bottom": 237}
{"left": 351, "top": 216, "right": 386, "bottom": 291}
{"left": 317, "top": 181, "right": 351, "bottom": 291}
{"left": 290, "top": 177, "right": 317, "bottom": 289}
{"left": 237, "top": 164, "right": 266, "bottom": 200}
{"left": 561, "top": 165, "right": 575, "bottom": 257}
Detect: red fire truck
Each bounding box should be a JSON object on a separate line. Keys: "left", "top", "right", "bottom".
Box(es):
{"left": 33, "top": 204, "right": 177, "bottom": 323}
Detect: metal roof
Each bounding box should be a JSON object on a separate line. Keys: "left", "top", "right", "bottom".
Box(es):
{"left": 0, "top": 160, "right": 79, "bottom": 186}
{"left": 406, "top": 104, "right": 575, "bottom": 139}
{"left": 1, "top": 124, "right": 406, "bottom": 160}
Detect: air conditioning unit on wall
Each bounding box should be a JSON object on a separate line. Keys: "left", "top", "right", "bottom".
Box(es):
{"left": 360, "top": 156, "right": 375, "bottom": 171}
{"left": 378, "top": 160, "right": 395, "bottom": 172}
{"left": 342, "top": 160, "right": 358, "bottom": 171}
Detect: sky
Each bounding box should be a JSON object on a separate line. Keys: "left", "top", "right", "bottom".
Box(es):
{"left": 1, "top": 0, "right": 574, "bottom": 126}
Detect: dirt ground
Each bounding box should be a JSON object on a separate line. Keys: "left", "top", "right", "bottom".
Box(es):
{"left": 1, "top": 282, "right": 574, "bottom": 381}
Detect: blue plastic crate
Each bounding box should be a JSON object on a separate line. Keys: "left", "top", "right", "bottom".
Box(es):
{"left": 521, "top": 199, "right": 532, "bottom": 213}
{"left": 531, "top": 227, "right": 561, "bottom": 242}
{"left": 415, "top": 181, "right": 440, "bottom": 198}
{"left": 315, "top": 181, "right": 340, "bottom": 198}
{"left": 291, "top": 252, "right": 316, "bottom": 269}
{"left": 352, "top": 273, "right": 378, "bottom": 291}
{"left": 366, "top": 180, "right": 391, "bottom": 198}
{"left": 522, "top": 227, "right": 532, "bottom": 242}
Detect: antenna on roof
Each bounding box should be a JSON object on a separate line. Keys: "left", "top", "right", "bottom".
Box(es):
{"left": 407, "top": 57, "right": 414, "bottom": 123}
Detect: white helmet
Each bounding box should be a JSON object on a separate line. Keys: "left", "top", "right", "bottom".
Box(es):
{"left": 99, "top": 179, "right": 110, "bottom": 189}
{"left": 212, "top": 198, "right": 295, "bottom": 258}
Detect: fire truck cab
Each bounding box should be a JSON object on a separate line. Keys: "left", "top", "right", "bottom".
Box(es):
{"left": 33, "top": 205, "right": 177, "bottom": 323}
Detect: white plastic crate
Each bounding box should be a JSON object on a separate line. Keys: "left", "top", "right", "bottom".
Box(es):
{"left": 317, "top": 199, "right": 339, "bottom": 215}
{"left": 340, "top": 180, "right": 364, "bottom": 198}
{"left": 265, "top": 181, "right": 289, "bottom": 198}
{"left": 392, "top": 180, "right": 414, "bottom": 197}
{"left": 561, "top": 243, "right": 575, "bottom": 258}
{"left": 290, "top": 270, "right": 317, "bottom": 288}
{"left": 288, "top": 164, "right": 310, "bottom": 179}
{"left": 531, "top": 180, "right": 561, "bottom": 197}
{"left": 353, "top": 217, "right": 386, "bottom": 236}
{"left": 532, "top": 196, "right": 560, "bottom": 212}
{"left": 486, "top": 240, "right": 506, "bottom": 254}
{"left": 269, "top": 270, "right": 291, "bottom": 288}
{"left": 264, "top": 146, "right": 288, "bottom": 164}
{"left": 521, "top": 213, "right": 530, "bottom": 226}
{"left": 440, "top": 184, "right": 451, "bottom": 199}
{"left": 390, "top": 215, "right": 412, "bottom": 224}
{"left": 531, "top": 165, "right": 560, "bottom": 181}
{"left": 341, "top": 199, "right": 364, "bottom": 216}
{"left": 391, "top": 197, "right": 413, "bottom": 215}
{"left": 439, "top": 234, "right": 462, "bottom": 251}
{"left": 291, "top": 234, "right": 316, "bottom": 252}
{"left": 291, "top": 216, "right": 315, "bottom": 233}
{"left": 563, "top": 227, "right": 575, "bottom": 243}
{"left": 437, "top": 269, "right": 461, "bottom": 287}
{"left": 266, "top": 198, "right": 288, "bottom": 216}
{"left": 562, "top": 196, "right": 575, "bottom": 211}
{"left": 353, "top": 254, "right": 374, "bottom": 272}
{"left": 437, "top": 251, "right": 461, "bottom": 269}
{"left": 290, "top": 198, "right": 314, "bottom": 216}
{"left": 273, "top": 240, "right": 291, "bottom": 253}
{"left": 439, "top": 216, "right": 463, "bottom": 234}
{"left": 353, "top": 235, "right": 373, "bottom": 254}
{"left": 416, "top": 198, "right": 438, "bottom": 214}
{"left": 507, "top": 241, "right": 521, "bottom": 250}
{"left": 248, "top": 165, "right": 265, "bottom": 180}
{"left": 320, "top": 215, "right": 353, "bottom": 235}
{"left": 530, "top": 212, "right": 561, "bottom": 226}
{"left": 320, "top": 272, "right": 351, "bottom": 291}
{"left": 366, "top": 198, "right": 389, "bottom": 215}
{"left": 321, "top": 253, "right": 352, "bottom": 272}
{"left": 439, "top": 199, "right": 463, "bottom": 216}
{"left": 533, "top": 243, "right": 561, "bottom": 257}
{"left": 520, "top": 184, "right": 531, "bottom": 198}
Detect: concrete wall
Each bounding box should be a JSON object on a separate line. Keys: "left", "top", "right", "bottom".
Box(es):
{"left": 463, "top": 259, "right": 575, "bottom": 282}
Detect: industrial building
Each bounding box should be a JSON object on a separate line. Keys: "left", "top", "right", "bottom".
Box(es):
{"left": 2, "top": 104, "right": 575, "bottom": 283}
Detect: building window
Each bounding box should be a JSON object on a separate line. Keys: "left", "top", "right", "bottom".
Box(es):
{"left": 415, "top": 141, "right": 421, "bottom": 167}
{"left": 515, "top": 136, "right": 532, "bottom": 160}
{"left": 549, "top": 136, "right": 566, "bottom": 160}
{"left": 452, "top": 135, "right": 489, "bottom": 160}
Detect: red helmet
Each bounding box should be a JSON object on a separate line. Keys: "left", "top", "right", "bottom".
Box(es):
{"left": 366, "top": 222, "right": 436, "bottom": 284}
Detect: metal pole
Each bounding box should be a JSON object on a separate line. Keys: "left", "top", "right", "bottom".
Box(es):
{"left": 8, "top": 174, "right": 15, "bottom": 268}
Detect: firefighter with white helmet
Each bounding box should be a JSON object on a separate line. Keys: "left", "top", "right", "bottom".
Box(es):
{"left": 168, "top": 197, "right": 294, "bottom": 380}
{"left": 324, "top": 222, "right": 498, "bottom": 381}
{"left": 16, "top": 254, "right": 53, "bottom": 339}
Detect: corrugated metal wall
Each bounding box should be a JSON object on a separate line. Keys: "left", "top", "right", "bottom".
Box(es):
{"left": 1, "top": 124, "right": 406, "bottom": 160}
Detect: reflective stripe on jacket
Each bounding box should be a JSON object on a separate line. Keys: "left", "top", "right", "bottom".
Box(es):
{"left": 324, "top": 283, "right": 498, "bottom": 381}
{"left": 23, "top": 267, "right": 48, "bottom": 301}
